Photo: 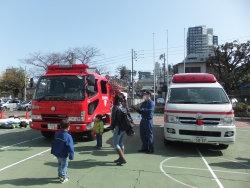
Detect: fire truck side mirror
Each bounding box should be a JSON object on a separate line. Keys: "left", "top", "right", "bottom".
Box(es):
{"left": 86, "top": 86, "right": 95, "bottom": 93}
{"left": 87, "top": 74, "right": 95, "bottom": 86}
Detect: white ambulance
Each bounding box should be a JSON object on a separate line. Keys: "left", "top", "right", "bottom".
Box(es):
{"left": 164, "top": 73, "right": 235, "bottom": 149}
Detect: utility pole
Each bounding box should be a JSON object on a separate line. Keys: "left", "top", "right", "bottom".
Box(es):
{"left": 163, "top": 53, "right": 166, "bottom": 84}
{"left": 184, "top": 28, "right": 186, "bottom": 73}
{"left": 131, "top": 49, "right": 134, "bottom": 107}
{"left": 153, "top": 33, "right": 156, "bottom": 103}
{"left": 166, "top": 29, "right": 169, "bottom": 91}
{"left": 24, "top": 66, "right": 26, "bottom": 101}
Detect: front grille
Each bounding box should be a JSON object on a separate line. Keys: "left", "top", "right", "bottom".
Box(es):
{"left": 41, "top": 114, "right": 67, "bottom": 123}
{"left": 179, "top": 117, "right": 220, "bottom": 125}
{"left": 203, "top": 118, "right": 220, "bottom": 125}
{"left": 179, "top": 117, "right": 196, "bottom": 124}
{"left": 179, "top": 130, "right": 221, "bottom": 137}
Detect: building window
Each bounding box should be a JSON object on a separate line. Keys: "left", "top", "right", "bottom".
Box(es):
{"left": 185, "top": 67, "right": 201, "bottom": 73}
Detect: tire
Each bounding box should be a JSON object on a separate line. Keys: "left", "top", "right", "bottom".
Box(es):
{"left": 3, "top": 106, "right": 7, "bottom": 111}
{"left": 218, "top": 144, "right": 229, "bottom": 149}
{"left": 41, "top": 131, "right": 55, "bottom": 138}
{"left": 87, "top": 130, "right": 96, "bottom": 141}
{"left": 164, "top": 137, "right": 172, "bottom": 146}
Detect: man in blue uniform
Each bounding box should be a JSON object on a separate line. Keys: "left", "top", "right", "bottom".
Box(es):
{"left": 137, "top": 90, "right": 155, "bottom": 154}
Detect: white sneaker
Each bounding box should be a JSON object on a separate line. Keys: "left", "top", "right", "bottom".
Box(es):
{"left": 60, "top": 177, "right": 69, "bottom": 183}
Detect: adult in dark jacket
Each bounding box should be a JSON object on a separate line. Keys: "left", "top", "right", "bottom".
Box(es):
{"left": 137, "top": 90, "right": 155, "bottom": 154}
{"left": 111, "top": 93, "right": 126, "bottom": 165}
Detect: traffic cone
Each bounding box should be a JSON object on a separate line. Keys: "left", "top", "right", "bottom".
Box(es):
{"left": 25, "top": 110, "right": 29, "bottom": 119}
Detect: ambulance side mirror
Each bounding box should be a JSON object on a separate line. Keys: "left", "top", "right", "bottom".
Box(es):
{"left": 86, "top": 86, "right": 95, "bottom": 94}
{"left": 87, "top": 74, "right": 95, "bottom": 86}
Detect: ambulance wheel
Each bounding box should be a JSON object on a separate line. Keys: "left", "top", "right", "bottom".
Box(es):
{"left": 87, "top": 130, "right": 96, "bottom": 141}
{"left": 218, "top": 144, "right": 229, "bottom": 149}
{"left": 41, "top": 131, "right": 55, "bottom": 138}
{"left": 164, "top": 138, "right": 172, "bottom": 146}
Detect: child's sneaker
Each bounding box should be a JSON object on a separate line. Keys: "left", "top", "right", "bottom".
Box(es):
{"left": 98, "top": 147, "right": 102, "bottom": 150}
{"left": 94, "top": 146, "right": 98, "bottom": 148}
{"left": 60, "top": 177, "right": 69, "bottom": 183}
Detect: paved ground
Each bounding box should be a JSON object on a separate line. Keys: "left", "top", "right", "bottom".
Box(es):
{"left": 0, "top": 113, "right": 249, "bottom": 188}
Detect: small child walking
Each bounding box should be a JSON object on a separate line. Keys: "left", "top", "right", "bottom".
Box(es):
{"left": 51, "top": 119, "right": 74, "bottom": 183}
{"left": 93, "top": 115, "right": 104, "bottom": 149}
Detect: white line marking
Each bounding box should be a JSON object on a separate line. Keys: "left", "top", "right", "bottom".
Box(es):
{"left": 162, "top": 165, "right": 249, "bottom": 175}
{"left": 0, "top": 149, "right": 51, "bottom": 172}
{"left": 160, "top": 157, "right": 197, "bottom": 188}
{"left": 196, "top": 148, "right": 224, "bottom": 188}
{"left": 0, "top": 136, "right": 43, "bottom": 150}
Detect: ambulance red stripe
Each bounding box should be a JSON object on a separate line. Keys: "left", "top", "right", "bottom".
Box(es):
{"left": 164, "top": 110, "right": 234, "bottom": 115}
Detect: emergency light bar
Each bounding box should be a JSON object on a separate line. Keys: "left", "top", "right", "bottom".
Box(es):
{"left": 172, "top": 73, "right": 216, "bottom": 83}
{"left": 48, "top": 64, "right": 89, "bottom": 70}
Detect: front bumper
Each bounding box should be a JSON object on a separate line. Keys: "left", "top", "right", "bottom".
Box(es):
{"left": 164, "top": 122, "right": 236, "bottom": 144}
{"left": 30, "top": 121, "right": 87, "bottom": 132}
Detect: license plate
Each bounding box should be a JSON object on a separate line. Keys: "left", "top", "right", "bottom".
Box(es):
{"left": 48, "top": 124, "right": 57, "bottom": 130}
{"left": 193, "top": 137, "right": 207, "bottom": 143}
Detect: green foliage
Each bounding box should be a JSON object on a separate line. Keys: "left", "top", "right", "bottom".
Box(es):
{"left": 115, "top": 65, "right": 130, "bottom": 81}
{"left": 0, "top": 67, "right": 29, "bottom": 98}
{"left": 234, "top": 102, "right": 248, "bottom": 113}
{"left": 206, "top": 41, "right": 250, "bottom": 93}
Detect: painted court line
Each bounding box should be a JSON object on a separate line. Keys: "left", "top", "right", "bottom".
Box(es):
{"left": 162, "top": 165, "right": 249, "bottom": 175}
{"left": 196, "top": 147, "right": 224, "bottom": 188}
{"left": 0, "top": 136, "right": 43, "bottom": 150}
{"left": 160, "top": 157, "right": 197, "bottom": 188}
{"left": 0, "top": 148, "right": 51, "bottom": 172}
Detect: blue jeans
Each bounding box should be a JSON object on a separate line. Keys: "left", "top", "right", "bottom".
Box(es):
{"left": 113, "top": 126, "right": 126, "bottom": 149}
{"left": 96, "top": 133, "right": 102, "bottom": 147}
{"left": 57, "top": 157, "right": 68, "bottom": 179}
{"left": 140, "top": 119, "right": 154, "bottom": 151}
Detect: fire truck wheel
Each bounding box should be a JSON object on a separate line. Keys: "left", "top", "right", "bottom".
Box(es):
{"left": 218, "top": 144, "right": 229, "bottom": 149}
{"left": 164, "top": 137, "right": 172, "bottom": 146}
{"left": 41, "top": 131, "right": 55, "bottom": 138}
{"left": 87, "top": 130, "right": 96, "bottom": 141}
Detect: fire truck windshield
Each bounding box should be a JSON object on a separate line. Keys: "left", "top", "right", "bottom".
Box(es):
{"left": 33, "top": 76, "right": 85, "bottom": 101}
{"left": 168, "top": 87, "right": 230, "bottom": 104}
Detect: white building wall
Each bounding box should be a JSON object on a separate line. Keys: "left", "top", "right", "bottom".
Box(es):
{"left": 178, "top": 62, "right": 207, "bottom": 73}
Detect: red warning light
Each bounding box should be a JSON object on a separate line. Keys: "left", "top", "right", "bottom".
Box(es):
{"left": 48, "top": 64, "right": 89, "bottom": 71}
{"left": 172, "top": 73, "right": 216, "bottom": 83}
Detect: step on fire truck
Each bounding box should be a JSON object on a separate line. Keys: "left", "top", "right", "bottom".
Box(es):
{"left": 30, "top": 64, "right": 128, "bottom": 140}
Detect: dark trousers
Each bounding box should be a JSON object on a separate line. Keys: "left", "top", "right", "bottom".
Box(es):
{"left": 96, "top": 133, "right": 102, "bottom": 148}
{"left": 139, "top": 119, "right": 154, "bottom": 151}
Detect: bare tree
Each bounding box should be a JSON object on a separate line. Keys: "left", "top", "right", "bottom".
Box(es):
{"left": 20, "top": 46, "right": 101, "bottom": 77}
{"left": 62, "top": 46, "right": 101, "bottom": 65}
{"left": 20, "top": 52, "right": 64, "bottom": 77}
{"left": 95, "top": 65, "right": 110, "bottom": 75}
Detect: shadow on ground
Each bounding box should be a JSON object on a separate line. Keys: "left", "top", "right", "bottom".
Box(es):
{"left": 0, "top": 178, "right": 58, "bottom": 186}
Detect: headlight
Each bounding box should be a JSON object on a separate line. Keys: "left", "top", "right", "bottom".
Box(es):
{"left": 220, "top": 117, "right": 234, "bottom": 125}
{"left": 80, "top": 111, "right": 85, "bottom": 121}
{"left": 68, "top": 116, "right": 84, "bottom": 122}
{"left": 31, "top": 115, "right": 42, "bottom": 120}
{"left": 167, "top": 115, "right": 179, "bottom": 123}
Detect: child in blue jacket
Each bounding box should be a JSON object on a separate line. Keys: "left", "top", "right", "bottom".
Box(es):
{"left": 51, "top": 119, "right": 74, "bottom": 183}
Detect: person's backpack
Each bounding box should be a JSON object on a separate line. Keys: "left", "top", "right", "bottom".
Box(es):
{"left": 119, "top": 109, "right": 134, "bottom": 131}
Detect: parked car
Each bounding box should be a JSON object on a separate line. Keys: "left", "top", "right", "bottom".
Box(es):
{"left": 17, "top": 100, "right": 32, "bottom": 111}
{"left": 156, "top": 98, "right": 165, "bottom": 104}
{"left": 0, "top": 99, "right": 21, "bottom": 110}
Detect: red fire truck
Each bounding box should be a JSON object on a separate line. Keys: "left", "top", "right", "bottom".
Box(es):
{"left": 30, "top": 64, "right": 127, "bottom": 140}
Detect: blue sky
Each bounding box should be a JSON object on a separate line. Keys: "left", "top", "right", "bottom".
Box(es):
{"left": 0, "top": 0, "right": 249, "bottom": 77}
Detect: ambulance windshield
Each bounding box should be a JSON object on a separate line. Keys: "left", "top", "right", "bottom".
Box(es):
{"left": 33, "top": 76, "right": 85, "bottom": 101}
{"left": 168, "top": 88, "right": 230, "bottom": 104}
